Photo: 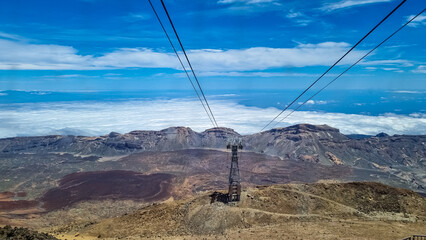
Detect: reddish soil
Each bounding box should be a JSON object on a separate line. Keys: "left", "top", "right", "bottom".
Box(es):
{"left": 16, "top": 192, "right": 27, "bottom": 198}
{"left": 40, "top": 170, "right": 174, "bottom": 211}
{"left": 0, "top": 200, "right": 38, "bottom": 211}
{"left": 0, "top": 191, "right": 37, "bottom": 212}
{"left": 0, "top": 192, "right": 15, "bottom": 201}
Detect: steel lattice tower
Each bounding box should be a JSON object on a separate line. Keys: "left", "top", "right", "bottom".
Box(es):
{"left": 227, "top": 140, "right": 242, "bottom": 202}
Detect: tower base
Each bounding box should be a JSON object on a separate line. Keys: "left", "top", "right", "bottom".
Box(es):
{"left": 228, "top": 182, "right": 241, "bottom": 202}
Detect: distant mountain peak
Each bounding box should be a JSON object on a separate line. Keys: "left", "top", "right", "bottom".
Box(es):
{"left": 286, "top": 123, "right": 338, "bottom": 132}
{"left": 203, "top": 127, "right": 241, "bottom": 136}
{"left": 376, "top": 132, "right": 389, "bottom": 138}
{"left": 265, "top": 123, "right": 339, "bottom": 134}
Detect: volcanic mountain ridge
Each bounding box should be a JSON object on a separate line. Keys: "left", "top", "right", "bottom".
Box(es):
{"left": 0, "top": 124, "right": 424, "bottom": 169}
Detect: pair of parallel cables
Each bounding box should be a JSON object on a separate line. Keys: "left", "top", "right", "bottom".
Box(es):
{"left": 262, "top": 0, "right": 425, "bottom": 132}
{"left": 149, "top": 0, "right": 423, "bottom": 132}
{"left": 148, "top": 0, "right": 219, "bottom": 128}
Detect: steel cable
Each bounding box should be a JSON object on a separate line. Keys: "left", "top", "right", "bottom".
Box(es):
{"left": 148, "top": 0, "right": 216, "bottom": 127}
{"left": 271, "top": 9, "right": 426, "bottom": 128}
{"left": 160, "top": 0, "right": 219, "bottom": 128}
{"left": 260, "top": 0, "right": 407, "bottom": 132}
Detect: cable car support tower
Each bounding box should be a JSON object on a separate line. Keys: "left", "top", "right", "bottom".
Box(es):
{"left": 227, "top": 139, "right": 242, "bottom": 202}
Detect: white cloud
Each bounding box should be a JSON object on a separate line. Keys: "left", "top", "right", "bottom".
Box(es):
{"left": 412, "top": 65, "right": 426, "bottom": 74}
{"left": 92, "top": 48, "right": 179, "bottom": 69}
{"left": 391, "top": 90, "right": 424, "bottom": 94}
{"left": 406, "top": 14, "right": 426, "bottom": 27}
{"left": 365, "top": 67, "right": 377, "bottom": 70}
{"left": 382, "top": 67, "right": 403, "bottom": 73}
{"left": 174, "top": 71, "right": 323, "bottom": 78}
{"left": 0, "top": 38, "right": 366, "bottom": 72}
{"left": 185, "top": 42, "right": 364, "bottom": 71}
{"left": 0, "top": 98, "right": 425, "bottom": 138}
{"left": 321, "top": 0, "right": 393, "bottom": 12}
{"left": 0, "top": 39, "right": 93, "bottom": 70}
{"left": 360, "top": 59, "right": 414, "bottom": 67}
{"left": 299, "top": 100, "right": 328, "bottom": 105}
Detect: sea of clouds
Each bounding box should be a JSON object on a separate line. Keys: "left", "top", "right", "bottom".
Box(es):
{"left": 0, "top": 98, "right": 425, "bottom": 138}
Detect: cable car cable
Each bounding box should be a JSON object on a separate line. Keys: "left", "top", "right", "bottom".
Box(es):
{"left": 148, "top": 0, "right": 216, "bottom": 127}
{"left": 260, "top": 0, "right": 407, "bottom": 132}
{"left": 160, "top": 0, "right": 219, "bottom": 128}
{"left": 271, "top": 8, "right": 425, "bottom": 129}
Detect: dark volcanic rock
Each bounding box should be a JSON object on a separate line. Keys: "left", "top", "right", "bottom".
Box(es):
{"left": 0, "top": 225, "right": 58, "bottom": 240}
{"left": 346, "top": 134, "right": 372, "bottom": 139}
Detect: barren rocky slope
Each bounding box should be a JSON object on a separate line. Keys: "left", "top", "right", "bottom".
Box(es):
{"left": 49, "top": 182, "right": 425, "bottom": 240}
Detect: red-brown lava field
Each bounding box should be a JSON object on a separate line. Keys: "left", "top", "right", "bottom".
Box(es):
{"left": 40, "top": 171, "right": 174, "bottom": 211}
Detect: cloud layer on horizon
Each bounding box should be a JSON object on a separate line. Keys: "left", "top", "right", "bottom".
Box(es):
{"left": 0, "top": 98, "right": 424, "bottom": 138}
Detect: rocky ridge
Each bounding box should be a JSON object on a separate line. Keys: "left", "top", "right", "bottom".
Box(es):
{"left": 1, "top": 124, "right": 424, "bottom": 170}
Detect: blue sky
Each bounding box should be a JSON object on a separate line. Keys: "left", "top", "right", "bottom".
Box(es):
{"left": 0, "top": 0, "right": 425, "bottom": 136}
{"left": 0, "top": 0, "right": 424, "bottom": 91}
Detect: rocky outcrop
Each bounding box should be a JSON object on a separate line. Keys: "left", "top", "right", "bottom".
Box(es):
{"left": 0, "top": 226, "right": 58, "bottom": 240}
{"left": 243, "top": 124, "right": 349, "bottom": 164}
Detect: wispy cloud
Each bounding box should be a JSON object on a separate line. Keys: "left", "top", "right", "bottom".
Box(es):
{"left": 0, "top": 38, "right": 366, "bottom": 71}
{"left": 321, "top": 0, "right": 393, "bottom": 12}
{"left": 412, "top": 65, "right": 426, "bottom": 74}
{"left": 382, "top": 67, "right": 403, "bottom": 73}
{"left": 0, "top": 98, "right": 425, "bottom": 138}
{"left": 216, "top": 0, "right": 282, "bottom": 14}
{"left": 0, "top": 31, "right": 29, "bottom": 41}
{"left": 391, "top": 90, "right": 425, "bottom": 94}
{"left": 285, "top": 10, "right": 313, "bottom": 26}
{"left": 406, "top": 14, "right": 426, "bottom": 27}
{"left": 365, "top": 67, "right": 377, "bottom": 71}
{"left": 122, "top": 13, "right": 151, "bottom": 22}
{"left": 359, "top": 59, "right": 414, "bottom": 67}
{"left": 41, "top": 74, "right": 95, "bottom": 79}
